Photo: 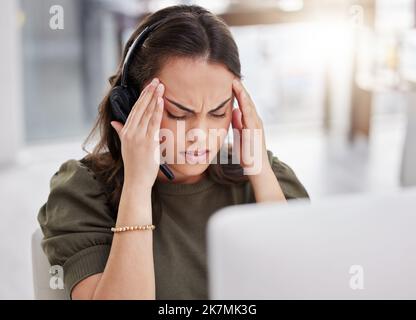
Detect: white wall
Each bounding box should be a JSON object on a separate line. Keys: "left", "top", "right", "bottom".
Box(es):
{"left": 0, "top": 0, "right": 23, "bottom": 165}
{"left": 401, "top": 92, "right": 416, "bottom": 187}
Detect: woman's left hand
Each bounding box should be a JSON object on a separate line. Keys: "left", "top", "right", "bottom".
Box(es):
{"left": 231, "top": 78, "right": 270, "bottom": 176}
{"left": 231, "top": 78, "right": 286, "bottom": 203}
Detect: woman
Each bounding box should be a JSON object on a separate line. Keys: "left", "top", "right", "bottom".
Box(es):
{"left": 38, "top": 4, "right": 309, "bottom": 300}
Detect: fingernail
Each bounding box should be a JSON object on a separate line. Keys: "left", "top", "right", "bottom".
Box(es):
{"left": 157, "top": 83, "right": 164, "bottom": 92}
{"left": 151, "top": 78, "right": 159, "bottom": 85}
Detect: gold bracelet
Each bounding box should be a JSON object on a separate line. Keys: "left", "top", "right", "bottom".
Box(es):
{"left": 111, "top": 224, "right": 155, "bottom": 233}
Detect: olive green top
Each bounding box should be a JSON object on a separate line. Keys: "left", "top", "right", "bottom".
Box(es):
{"left": 37, "top": 150, "right": 309, "bottom": 299}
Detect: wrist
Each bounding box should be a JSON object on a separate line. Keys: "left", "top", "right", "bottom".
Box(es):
{"left": 248, "top": 164, "right": 287, "bottom": 203}
{"left": 123, "top": 178, "right": 153, "bottom": 197}
{"left": 247, "top": 160, "right": 274, "bottom": 185}
{"left": 117, "top": 180, "right": 153, "bottom": 225}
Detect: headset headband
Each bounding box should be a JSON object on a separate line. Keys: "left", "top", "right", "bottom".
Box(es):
{"left": 120, "top": 19, "right": 165, "bottom": 87}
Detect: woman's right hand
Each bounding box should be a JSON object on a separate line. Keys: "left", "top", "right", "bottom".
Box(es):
{"left": 111, "top": 78, "right": 165, "bottom": 188}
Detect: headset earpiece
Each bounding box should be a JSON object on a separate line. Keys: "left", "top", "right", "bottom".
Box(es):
{"left": 126, "top": 86, "right": 140, "bottom": 107}
{"left": 110, "top": 86, "right": 131, "bottom": 124}
{"left": 110, "top": 86, "right": 140, "bottom": 124}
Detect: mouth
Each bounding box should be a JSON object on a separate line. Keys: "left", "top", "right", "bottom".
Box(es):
{"left": 180, "top": 149, "right": 210, "bottom": 162}
{"left": 182, "top": 149, "right": 209, "bottom": 156}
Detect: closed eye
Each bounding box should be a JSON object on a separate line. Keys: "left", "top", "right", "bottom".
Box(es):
{"left": 166, "top": 111, "right": 187, "bottom": 120}
{"left": 166, "top": 112, "right": 226, "bottom": 120}
{"left": 210, "top": 113, "right": 226, "bottom": 118}
{"left": 166, "top": 111, "right": 227, "bottom": 120}
{"left": 164, "top": 96, "right": 232, "bottom": 120}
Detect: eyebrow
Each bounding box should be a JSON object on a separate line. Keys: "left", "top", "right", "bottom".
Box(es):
{"left": 165, "top": 96, "right": 233, "bottom": 113}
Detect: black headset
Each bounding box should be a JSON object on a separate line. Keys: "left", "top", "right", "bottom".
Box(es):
{"left": 110, "top": 19, "right": 175, "bottom": 181}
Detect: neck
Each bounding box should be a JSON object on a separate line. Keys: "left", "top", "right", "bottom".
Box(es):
{"left": 156, "top": 168, "right": 207, "bottom": 184}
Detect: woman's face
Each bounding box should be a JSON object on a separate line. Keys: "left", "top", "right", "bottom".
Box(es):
{"left": 155, "top": 57, "right": 235, "bottom": 183}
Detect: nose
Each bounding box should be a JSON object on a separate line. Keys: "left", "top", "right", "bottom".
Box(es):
{"left": 185, "top": 117, "right": 209, "bottom": 145}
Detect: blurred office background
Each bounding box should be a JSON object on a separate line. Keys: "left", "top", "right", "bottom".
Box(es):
{"left": 1, "top": 0, "right": 416, "bottom": 299}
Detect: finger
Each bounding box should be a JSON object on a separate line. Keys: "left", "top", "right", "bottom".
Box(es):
{"left": 110, "top": 121, "right": 123, "bottom": 138}
{"left": 124, "top": 77, "right": 159, "bottom": 131}
{"left": 140, "top": 83, "right": 164, "bottom": 134}
{"left": 232, "top": 108, "right": 243, "bottom": 130}
{"left": 123, "top": 78, "right": 157, "bottom": 128}
{"left": 147, "top": 96, "right": 164, "bottom": 139}
{"left": 232, "top": 79, "right": 259, "bottom": 114}
{"left": 124, "top": 78, "right": 159, "bottom": 132}
{"left": 232, "top": 79, "right": 257, "bottom": 127}
{"left": 232, "top": 79, "right": 250, "bottom": 112}
{"left": 231, "top": 112, "right": 242, "bottom": 162}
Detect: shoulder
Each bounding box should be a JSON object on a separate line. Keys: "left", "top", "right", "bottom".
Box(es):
{"left": 38, "top": 157, "right": 115, "bottom": 241}
{"left": 42, "top": 157, "right": 114, "bottom": 219}
{"left": 266, "top": 149, "right": 310, "bottom": 200}
{"left": 48, "top": 157, "right": 114, "bottom": 203}
{"left": 38, "top": 158, "right": 114, "bottom": 285}
{"left": 50, "top": 158, "right": 100, "bottom": 191}
{"left": 39, "top": 157, "right": 114, "bottom": 221}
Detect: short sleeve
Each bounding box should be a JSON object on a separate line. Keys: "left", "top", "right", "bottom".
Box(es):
{"left": 37, "top": 159, "right": 115, "bottom": 299}
{"left": 267, "top": 150, "right": 310, "bottom": 200}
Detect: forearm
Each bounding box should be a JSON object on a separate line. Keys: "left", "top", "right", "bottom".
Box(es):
{"left": 249, "top": 163, "right": 287, "bottom": 203}
{"left": 92, "top": 181, "right": 155, "bottom": 299}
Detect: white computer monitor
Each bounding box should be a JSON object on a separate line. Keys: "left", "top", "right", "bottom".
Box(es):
{"left": 207, "top": 188, "right": 416, "bottom": 299}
